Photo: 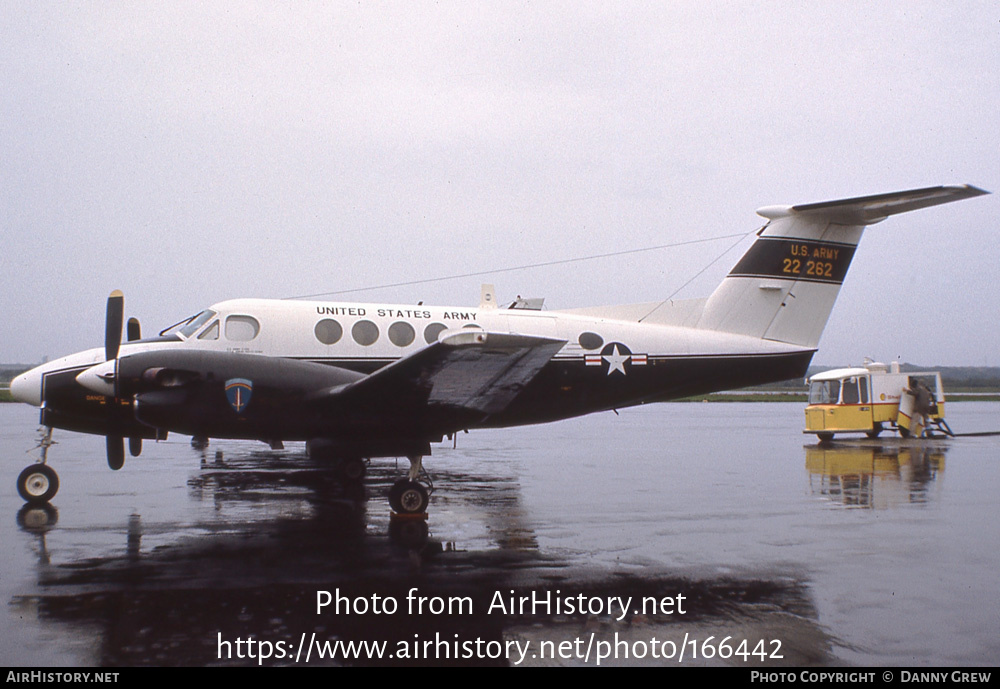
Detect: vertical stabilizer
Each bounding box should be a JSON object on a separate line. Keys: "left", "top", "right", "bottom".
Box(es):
{"left": 696, "top": 185, "right": 988, "bottom": 348}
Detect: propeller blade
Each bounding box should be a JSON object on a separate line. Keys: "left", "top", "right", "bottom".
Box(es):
{"left": 127, "top": 317, "right": 141, "bottom": 342}
{"left": 105, "top": 290, "right": 124, "bottom": 361}
{"left": 107, "top": 435, "right": 125, "bottom": 470}
{"left": 128, "top": 437, "right": 142, "bottom": 457}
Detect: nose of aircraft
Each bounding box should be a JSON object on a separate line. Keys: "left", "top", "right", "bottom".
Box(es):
{"left": 10, "top": 368, "right": 43, "bottom": 407}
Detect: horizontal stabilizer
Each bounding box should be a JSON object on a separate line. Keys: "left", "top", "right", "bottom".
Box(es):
{"left": 757, "top": 184, "right": 988, "bottom": 225}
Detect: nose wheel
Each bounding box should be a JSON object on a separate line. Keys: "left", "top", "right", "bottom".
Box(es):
{"left": 17, "top": 464, "right": 59, "bottom": 504}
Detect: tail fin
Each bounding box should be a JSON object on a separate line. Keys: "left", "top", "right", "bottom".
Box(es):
{"left": 696, "top": 185, "right": 988, "bottom": 348}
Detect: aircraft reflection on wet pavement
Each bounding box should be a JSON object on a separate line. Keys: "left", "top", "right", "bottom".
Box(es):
{"left": 7, "top": 401, "right": 998, "bottom": 667}
{"left": 11, "top": 449, "right": 832, "bottom": 667}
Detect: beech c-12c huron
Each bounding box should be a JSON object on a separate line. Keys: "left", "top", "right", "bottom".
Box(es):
{"left": 10, "top": 185, "right": 988, "bottom": 514}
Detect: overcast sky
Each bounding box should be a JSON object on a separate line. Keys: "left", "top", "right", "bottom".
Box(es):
{"left": 2, "top": 2, "right": 997, "bottom": 366}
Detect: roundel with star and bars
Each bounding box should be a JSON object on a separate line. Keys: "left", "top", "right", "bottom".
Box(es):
{"left": 583, "top": 342, "right": 648, "bottom": 376}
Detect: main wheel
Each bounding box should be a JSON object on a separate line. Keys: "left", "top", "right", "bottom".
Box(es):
{"left": 339, "top": 457, "right": 367, "bottom": 482}
{"left": 17, "top": 464, "right": 59, "bottom": 504}
{"left": 389, "top": 480, "right": 429, "bottom": 514}
{"left": 389, "top": 519, "right": 429, "bottom": 547}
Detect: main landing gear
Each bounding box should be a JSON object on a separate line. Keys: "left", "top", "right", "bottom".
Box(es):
{"left": 305, "top": 439, "right": 428, "bottom": 512}
{"left": 17, "top": 427, "right": 59, "bottom": 504}
{"left": 18, "top": 429, "right": 434, "bottom": 516}
{"left": 389, "top": 455, "right": 432, "bottom": 515}
{"left": 339, "top": 456, "right": 368, "bottom": 482}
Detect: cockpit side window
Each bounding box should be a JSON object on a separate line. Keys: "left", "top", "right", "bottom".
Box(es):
{"left": 197, "top": 320, "right": 220, "bottom": 340}
{"left": 225, "top": 315, "right": 260, "bottom": 342}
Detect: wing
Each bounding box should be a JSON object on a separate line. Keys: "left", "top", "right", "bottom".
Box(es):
{"left": 85, "top": 332, "right": 564, "bottom": 445}
{"left": 311, "top": 330, "right": 566, "bottom": 417}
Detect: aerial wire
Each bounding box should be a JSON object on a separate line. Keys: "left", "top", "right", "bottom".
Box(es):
{"left": 284, "top": 231, "right": 752, "bottom": 301}
{"left": 637, "top": 227, "right": 760, "bottom": 322}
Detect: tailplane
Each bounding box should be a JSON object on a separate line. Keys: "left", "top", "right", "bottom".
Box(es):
{"left": 695, "top": 185, "right": 988, "bottom": 348}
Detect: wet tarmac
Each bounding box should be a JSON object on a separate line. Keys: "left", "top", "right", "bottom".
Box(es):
{"left": 1, "top": 402, "right": 998, "bottom": 666}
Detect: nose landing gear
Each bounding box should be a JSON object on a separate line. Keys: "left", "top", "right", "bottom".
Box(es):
{"left": 17, "top": 427, "right": 59, "bottom": 504}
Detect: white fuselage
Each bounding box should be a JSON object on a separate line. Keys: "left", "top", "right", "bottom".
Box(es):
{"left": 12, "top": 296, "right": 808, "bottom": 412}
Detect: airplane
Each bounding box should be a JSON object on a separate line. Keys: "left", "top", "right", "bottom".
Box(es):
{"left": 10, "top": 184, "right": 988, "bottom": 515}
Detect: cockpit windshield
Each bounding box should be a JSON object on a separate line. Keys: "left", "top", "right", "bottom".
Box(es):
{"left": 159, "top": 310, "right": 217, "bottom": 339}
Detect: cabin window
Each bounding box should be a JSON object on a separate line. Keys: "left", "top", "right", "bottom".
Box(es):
{"left": 225, "top": 315, "right": 260, "bottom": 342}
{"left": 808, "top": 380, "right": 840, "bottom": 405}
{"left": 352, "top": 320, "right": 379, "bottom": 346}
{"left": 424, "top": 322, "right": 447, "bottom": 344}
{"left": 578, "top": 332, "right": 603, "bottom": 350}
{"left": 859, "top": 378, "right": 869, "bottom": 404}
{"left": 197, "top": 320, "right": 219, "bottom": 340}
{"left": 842, "top": 378, "right": 860, "bottom": 404}
{"left": 388, "top": 322, "right": 415, "bottom": 347}
{"left": 314, "top": 319, "right": 343, "bottom": 345}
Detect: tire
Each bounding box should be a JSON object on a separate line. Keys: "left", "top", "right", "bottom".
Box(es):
{"left": 339, "top": 457, "right": 367, "bottom": 482}
{"left": 17, "top": 464, "right": 59, "bottom": 504}
{"left": 16, "top": 503, "right": 58, "bottom": 532}
{"left": 816, "top": 432, "right": 834, "bottom": 443}
{"left": 389, "top": 520, "right": 429, "bottom": 547}
{"left": 866, "top": 424, "right": 882, "bottom": 439}
{"left": 389, "top": 480, "right": 428, "bottom": 514}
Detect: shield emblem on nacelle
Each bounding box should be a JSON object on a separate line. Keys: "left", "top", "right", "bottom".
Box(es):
{"left": 225, "top": 378, "right": 253, "bottom": 414}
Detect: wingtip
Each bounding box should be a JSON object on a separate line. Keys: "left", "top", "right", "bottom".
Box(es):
{"left": 947, "top": 184, "right": 990, "bottom": 196}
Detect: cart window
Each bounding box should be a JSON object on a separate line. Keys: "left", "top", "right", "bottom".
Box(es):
{"left": 809, "top": 380, "right": 840, "bottom": 405}
{"left": 842, "top": 378, "right": 860, "bottom": 404}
